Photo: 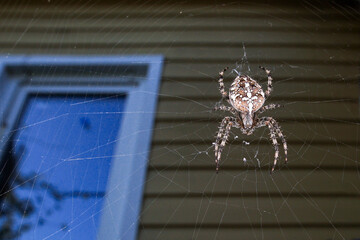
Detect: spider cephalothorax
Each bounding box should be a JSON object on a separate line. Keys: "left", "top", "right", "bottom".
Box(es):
{"left": 214, "top": 66, "right": 288, "bottom": 173}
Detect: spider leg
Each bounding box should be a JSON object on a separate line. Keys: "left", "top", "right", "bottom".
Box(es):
{"left": 214, "top": 116, "right": 236, "bottom": 173}
{"left": 214, "top": 104, "right": 237, "bottom": 115}
{"left": 214, "top": 117, "right": 228, "bottom": 159}
{"left": 268, "top": 118, "right": 288, "bottom": 165}
{"left": 218, "top": 67, "right": 229, "bottom": 99}
{"left": 259, "top": 66, "right": 273, "bottom": 98}
{"left": 257, "top": 117, "right": 287, "bottom": 172}
{"left": 264, "top": 122, "right": 280, "bottom": 173}
{"left": 258, "top": 104, "right": 282, "bottom": 114}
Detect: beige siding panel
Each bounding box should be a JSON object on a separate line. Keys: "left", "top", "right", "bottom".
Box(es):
{"left": 140, "top": 197, "right": 360, "bottom": 224}
{"left": 139, "top": 228, "right": 360, "bottom": 240}
{"left": 149, "top": 144, "right": 358, "bottom": 168}
{"left": 144, "top": 170, "right": 359, "bottom": 195}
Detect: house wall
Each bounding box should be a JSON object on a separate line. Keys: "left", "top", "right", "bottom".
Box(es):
{"left": 0, "top": 1, "right": 359, "bottom": 239}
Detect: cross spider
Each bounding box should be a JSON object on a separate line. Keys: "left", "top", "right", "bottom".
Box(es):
{"left": 214, "top": 66, "right": 288, "bottom": 173}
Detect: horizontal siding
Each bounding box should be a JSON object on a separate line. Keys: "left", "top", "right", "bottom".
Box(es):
{"left": 159, "top": 81, "right": 359, "bottom": 99}
{"left": 0, "top": 4, "right": 358, "bottom": 17}
{"left": 0, "top": 2, "right": 359, "bottom": 240}
{"left": 149, "top": 144, "right": 359, "bottom": 168}
{"left": 144, "top": 170, "right": 360, "bottom": 195}
{"left": 1, "top": 19, "right": 358, "bottom": 31}
{"left": 140, "top": 197, "right": 360, "bottom": 223}
{"left": 0, "top": 47, "right": 359, "bottom": 63}
{"left": 152, "top": 122, "right": 357, "bottom": 143}
{"left": 1, "top": 32, "right": 358, "bottom": 46}
{"left": 156, "top": 101, "right": 358, "bottom": 120}
{"left": 139, "top": 228, "right": 360, "bottom": 240}
{"left": 163, "top": 64, "right": 358, "bottom": 79}
{"left": 142, "top": 2, "right": 360, "bottom": 240}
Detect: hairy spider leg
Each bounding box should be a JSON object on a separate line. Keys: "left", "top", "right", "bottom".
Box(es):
{"left": 258, "top": 104, "right": 282, "bottom": 114}
{"left": 214, "top": 104, "right": 237, "bottom": 115}
{"left": 214, "top": 117, "right": 229, "bottom": 159}
{"left": 214, "top": 116, "right": 236, "bottom": 173}
{"left": 259, "top": 66, "right": 273, "bottom": 98}
{"left": 218, "top": 67, "right": 229, "bottom": 99}
{"left": 268, "top": 117, "right": 288, "bottom": 164}
{"left": 268, "top": 125, "right": 280, "bottom": 172}
{"left": 257, "top": 117, "right": 288, "bottom": 172}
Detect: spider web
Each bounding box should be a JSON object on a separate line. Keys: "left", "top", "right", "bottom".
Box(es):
{"left": 0, "top": 1, "right": 359, "bottom": 240}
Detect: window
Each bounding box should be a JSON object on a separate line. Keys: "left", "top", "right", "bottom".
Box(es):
{"left": 0, "top": 56, "right": 163, "bottom": 240}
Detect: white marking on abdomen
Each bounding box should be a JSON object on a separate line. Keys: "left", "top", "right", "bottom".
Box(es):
{"left": 248, "top": 101, "right": 253, "bottom": 113}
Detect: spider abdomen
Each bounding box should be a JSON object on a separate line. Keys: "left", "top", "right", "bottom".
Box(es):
{"left": 229, "top": 76, "right": 265, "bottom": 113}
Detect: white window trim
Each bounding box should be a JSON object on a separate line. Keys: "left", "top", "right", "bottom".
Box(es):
{"left": 0, "top": 55, "right": 164, "bottom": 240}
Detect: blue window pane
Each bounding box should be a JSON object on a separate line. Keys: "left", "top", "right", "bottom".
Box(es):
{"left": 5, "top": 95, "right": 125, "bottom": 240}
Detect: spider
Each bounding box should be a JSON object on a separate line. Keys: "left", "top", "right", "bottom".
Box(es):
{"left": 213, "top": 66, "right": 288, "bottom": 173}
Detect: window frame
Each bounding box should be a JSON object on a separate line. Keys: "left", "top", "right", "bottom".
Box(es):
{"left": 0, "top": 55, "right": 164, "bottom": 240}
